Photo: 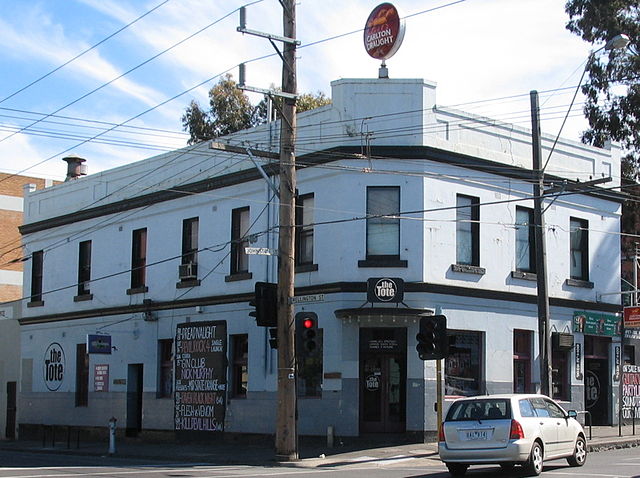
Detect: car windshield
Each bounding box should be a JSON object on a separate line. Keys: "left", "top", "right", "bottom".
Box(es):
{"left": 446, "top": 398, "right": 511, "bottom": 421}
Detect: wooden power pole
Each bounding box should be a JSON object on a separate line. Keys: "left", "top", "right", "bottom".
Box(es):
{"left": 276, "top": 0, "right": 298, "bottom": 461}
{"left": 530, "top": 90, "right": 552, "bottom": 397}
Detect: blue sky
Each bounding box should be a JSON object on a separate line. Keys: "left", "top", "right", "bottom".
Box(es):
{"left": 0, "top": 0, "right": 598, "bottom": 180}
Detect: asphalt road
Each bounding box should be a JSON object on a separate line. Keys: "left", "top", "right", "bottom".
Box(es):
{"left": 0, "top": 446, "right": 638, "bottom": 477}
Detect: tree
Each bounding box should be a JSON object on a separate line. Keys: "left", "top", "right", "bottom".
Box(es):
{"left": 182, "top": 75, "right": 331, "bottom": 144}
{"left": 565, "top": 1, "right": 640, "bottom": 179}
{"left": 565, "top": 1, "right": 640, "bottom": 277}
{"left": 182, "top": 74, "right": 256, "bottom": 144}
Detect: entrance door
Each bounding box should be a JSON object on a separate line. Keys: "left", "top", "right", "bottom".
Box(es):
{"left": 126, "top": 364, "right": 143, "bottom": 437}
{"left": 585, "top": 358, "right": 609, "bottom": 425}
{"left": 5, "top": 382, "right": 16, "bottom": 439}
{"left": 359, "top": 328, "right": 406, "bottom": 434}
{"left": 584, "top": 335, "right": 610, "bottom": 426}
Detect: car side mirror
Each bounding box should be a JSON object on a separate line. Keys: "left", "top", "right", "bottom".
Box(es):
{"left": 567, "top": 410, "right": 577, "bottom": 419}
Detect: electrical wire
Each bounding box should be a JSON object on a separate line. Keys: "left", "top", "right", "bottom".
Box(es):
{"left": 0, "top": 0, "right": 172, "bottom": 106}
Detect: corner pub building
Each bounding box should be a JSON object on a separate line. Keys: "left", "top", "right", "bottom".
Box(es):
{"left": 17, "top": 76, "right": 626, "bottom": 441}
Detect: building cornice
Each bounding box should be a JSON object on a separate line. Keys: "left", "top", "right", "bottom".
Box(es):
{"left": 20, "top": 145, "right": 625, "bottom": 235}
{"left": 18, "top": 280, "right": 620, "bottom": 325}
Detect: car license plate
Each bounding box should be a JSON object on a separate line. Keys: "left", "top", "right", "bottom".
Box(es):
{"left": 464, "top": 429, "right": 491, "bottom": 441}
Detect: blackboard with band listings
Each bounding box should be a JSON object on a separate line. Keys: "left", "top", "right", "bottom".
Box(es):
{"left": 174, "top": 320, "right": 227, "bottom": 438}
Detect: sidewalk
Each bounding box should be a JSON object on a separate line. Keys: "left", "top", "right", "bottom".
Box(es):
{"left": 1, "top": 425, "right": 639, "bottom": 468}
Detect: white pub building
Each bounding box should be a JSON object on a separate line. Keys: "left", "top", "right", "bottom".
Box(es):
{"left": 17, "top": 75, "right": 625, "bottom": 441}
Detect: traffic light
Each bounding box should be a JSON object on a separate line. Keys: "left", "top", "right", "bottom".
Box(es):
{"left": 249, "top": 282, "right": 277, "bottom": 327}
{"left": 296, "top": 312, "right": 318, "bottom": 352}
{"left": 416, "top": 315, "right": 448, "bottom": 360}
{"left": 268, "top": 327, "right": 278, "bottom": 349}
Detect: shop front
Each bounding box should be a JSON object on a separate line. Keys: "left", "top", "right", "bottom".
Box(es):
{"left": 573, "top": 311, "right": 622, "bottom": 425}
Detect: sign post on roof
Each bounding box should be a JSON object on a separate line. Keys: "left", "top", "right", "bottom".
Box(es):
{"left": 363, "top": 3, "right": 405, "bottom": 64}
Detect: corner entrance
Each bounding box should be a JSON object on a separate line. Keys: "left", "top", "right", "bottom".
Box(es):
{"left": 359, "top": 327, "right": 406, "bottom": 433}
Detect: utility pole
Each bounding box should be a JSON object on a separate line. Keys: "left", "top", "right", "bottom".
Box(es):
{"left": 530, "top": 90, "right": 552, "bottom": 396}
{"left": 276, "top": 0, "right": 298, "bottom": 461}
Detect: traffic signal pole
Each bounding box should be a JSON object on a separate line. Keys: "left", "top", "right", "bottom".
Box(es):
{"left": 276, "top": 0, "right": 298, "bottom": 461}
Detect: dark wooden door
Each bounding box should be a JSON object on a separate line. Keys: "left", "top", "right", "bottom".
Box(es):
{"left": 359, "top": 328, "right": 406, "bottom": 433}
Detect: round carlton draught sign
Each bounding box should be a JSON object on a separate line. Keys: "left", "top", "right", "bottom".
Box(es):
{"left": 363, "top": 3, "right": 405, "bottom": 60}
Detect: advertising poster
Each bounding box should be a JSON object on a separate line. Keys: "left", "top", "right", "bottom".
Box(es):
{"left": 622, "top": 364, "right": 640, "bottom": 421}
{"left": 174, "top": 320, "right": 227, "bottom": 439}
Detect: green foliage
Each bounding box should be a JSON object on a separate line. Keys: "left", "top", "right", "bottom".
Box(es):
{"left": 181, "top": 75, "right": 331, "bottom": 144}
{"left": 565, "top": 0, "right": 640, "bottom": 180}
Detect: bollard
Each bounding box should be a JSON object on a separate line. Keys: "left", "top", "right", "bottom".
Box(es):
{"left": 108, "top": 417, "right": 117, "bottom": 455}
{"left": 327, "top": 425, "right": 334, "bottom": 449}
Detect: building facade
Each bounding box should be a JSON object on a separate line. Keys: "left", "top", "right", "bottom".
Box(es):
{"left": 18, "top": 78, "right": 627, "bottom": 440}
{"left": 1, "top": 173, "right": 56, "bottom": 440}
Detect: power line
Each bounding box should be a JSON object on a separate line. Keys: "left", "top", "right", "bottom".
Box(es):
{"left": 0, "top": 1, "right": 264, "bottom": 147}
{"left": 0, "top": 0, "right": 172, "bottom": 106}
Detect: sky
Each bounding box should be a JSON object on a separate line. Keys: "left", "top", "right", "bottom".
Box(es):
{"left": 0, "top": 0, "right": 601, "bottom": 181}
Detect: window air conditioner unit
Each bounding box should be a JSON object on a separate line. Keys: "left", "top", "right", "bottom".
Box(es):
{"left": 552, "top": 332, "right": 574, "bottom": 351}
{"left": 179, "top": 262, "right": 197, "bottom": 280}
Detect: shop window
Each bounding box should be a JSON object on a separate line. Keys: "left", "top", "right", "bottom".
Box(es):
{"left": 231, "top": 335, "right": 248, "bottom": 398}
{"left": 456, "top": 194, "right": 480, "bottom": 266}
{"left": 75, "top": 343, "right": 89, "bottom": 407}
{"left": 77, "top": 240, "right": 92, "bottom": 297}
{"left": 552, "top": 348, "right": 570, "bottom": 401}
{"left": 157, "top": 339, "right": 173, "bottom": 398}
{"left": 513, "top": 329, "right": 532, "bottom": 393}
{"left": 515, "top": 207, "right": 535, "bottom": 273}
{"left": 230, "top": 207, "right": 250, "bottom": 276}
{"left": 570, "top": 217, "right": 589, "bottom": 280}
{"left": 366, "top": 186, "right": 400, "bottom": 258}
{"left": 445, "top": 330, "right": 482, "bottom": 397}
{"left": 295, "top": 193, "right": 315, "bottom": 268}
{"left": 130, "top": 228, "right": 147, "bottom": 291}
{"left": 29, "top": 250, "right": 44, "bottom": 305}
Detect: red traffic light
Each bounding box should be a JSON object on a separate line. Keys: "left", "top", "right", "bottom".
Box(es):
{"left": 302, "top": 318, "right": 315, "bottom": 329}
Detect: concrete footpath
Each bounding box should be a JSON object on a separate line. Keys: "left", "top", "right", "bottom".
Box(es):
{"left": 1, "top": 425, "right": 639, "bottom": 468}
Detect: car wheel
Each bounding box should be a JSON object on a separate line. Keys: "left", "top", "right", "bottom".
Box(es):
{"left": 523, "top": 441, "right": 543, "bottom": 476}
{"left": 567, "top": 435, "right": 587, "bottom": 467}
{"left": 446, "top": 463, "right": 469, "bottom": 476}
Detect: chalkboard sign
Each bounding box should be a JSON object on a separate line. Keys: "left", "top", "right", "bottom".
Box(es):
{"left": 174, "top": 320, "right": 227, "bottom": 438}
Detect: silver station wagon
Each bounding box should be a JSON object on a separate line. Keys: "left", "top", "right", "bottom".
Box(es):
{"left": 438, "top": 394, "right": 587, "bottom": 476}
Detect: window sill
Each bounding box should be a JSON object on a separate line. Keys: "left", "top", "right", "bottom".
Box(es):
{"left": 27, "top": 300, "right": 44, "bottom": 308}
{"left": 126, "top": 286, "right": 149, "bottom": 295}
{"left": 73, "top": 293, "right": 93, "bottom": 302}
{"left": 176, "top": 279, "right": 201, "bottom": 289}
{"left": 295, "top": 263, "right": 318, "bottom": 273}
{"left": 225, "top": 272, "right": 253, "bottom": 282}
{"left": 451, "top": 264, "right": 486, "bottom": 275}
{"left": 358, "top": 258, "right": 408, "bottom": 268}
{"left": 565, "top": 278, "right": 594, "bottom": 289}
{"left": 511, "top": 270, "right": 537, "bottom": 281}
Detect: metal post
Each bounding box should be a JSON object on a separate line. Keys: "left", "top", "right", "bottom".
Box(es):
{"left": 275, "top": 0, "right": 298, "bottom": 461}
{"left": 634, "top": 243, "right": 639, "bottom": 306}
{"left": 108, "top": 417, "right": 117, "bottom": 455}
{"left": 436, "top": 359, "right": 443, "bottom": 438}
{"left": 530, "top": 91, "right": 552, "bottom": 396}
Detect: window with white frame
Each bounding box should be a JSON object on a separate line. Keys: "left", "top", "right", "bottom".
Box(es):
{"left": 570, "top": 217, "right": 589, "bottom": 280}
{"left": 231, "top": 207, "right": 250, "bottom": 275}
{"left": 515, "top": 207, "right": 535, "bottom": 273}
{"left": 366, "top": 186, "right": 400, "bottom": 258}
{"left": 456, "top": 194, "right": 480, "bottom": 266}
{"left": 295, "top": 193, "right": 314, "bottom": 267}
